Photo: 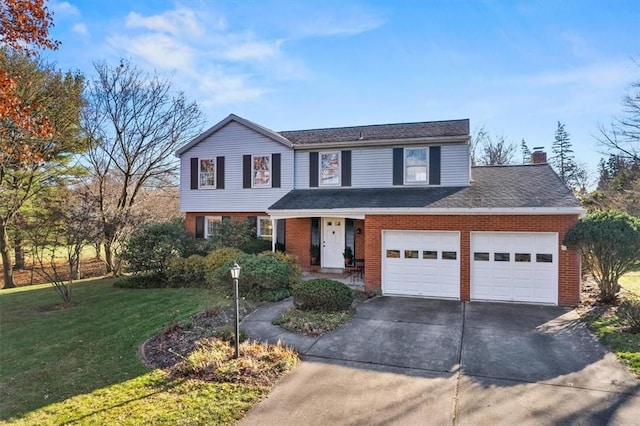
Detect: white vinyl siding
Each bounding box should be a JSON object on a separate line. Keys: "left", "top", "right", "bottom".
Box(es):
{"left": 180, "top": 121, "right": 293, "bottom": 212}
{"left": 294, "top": 143, "right": 469, "bottom": 189}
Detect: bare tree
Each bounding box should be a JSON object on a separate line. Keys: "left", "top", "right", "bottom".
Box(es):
{"left": 598, "top": 61, "right": 640, "bottom": 162}
{"left": 478, "top": 135, "right": 517, "bottom": 166}
{"left": 82, "top": 60, "right": 204, "bottom": 274}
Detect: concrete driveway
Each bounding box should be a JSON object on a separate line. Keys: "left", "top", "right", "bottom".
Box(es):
{"left": 240, "top": 297, "right": 640, "bottom": 425}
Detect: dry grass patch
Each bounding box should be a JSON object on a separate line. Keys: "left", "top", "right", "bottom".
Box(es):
{"left": 171, "top": 339, "right": 298, "bottom": 386}
{"left": 273, "top": 307, "right": 353, "bottom": 336}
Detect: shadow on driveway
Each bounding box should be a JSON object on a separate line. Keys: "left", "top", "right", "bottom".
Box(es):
{"left": 240, "top": 296, "right": 640, "bottom": 425}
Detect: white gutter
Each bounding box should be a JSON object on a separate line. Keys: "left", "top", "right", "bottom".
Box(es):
{"left": 267, "top": 206, "right": 585, "bottom": 219}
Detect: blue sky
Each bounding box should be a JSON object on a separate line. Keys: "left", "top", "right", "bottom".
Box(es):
{"left": 45, "top": 0, "right": 639, "bottom": 176}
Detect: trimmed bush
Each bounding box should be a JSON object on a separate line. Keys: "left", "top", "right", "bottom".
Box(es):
{"left": 292, "top": 279, "right": 353, "bottom": 312}
{"left": 241, "top": 238, "right": 273, "bottom": 254}
{"left": 120, "top": 218, "right": 195, "bottom": 275}
{"left": 618, "top": 297, "right": 640, "bottom": 333}
{"left": 245, "top": 287, "right": 292, "bottom": 302}
{"left": 259, "top": 251, "right": 302, "bottom": 287}
{"left": 204, "top": 248, "right": 244, "bottom": 274}
{"left": 113, "top": 274, "right": 164, "bottom": 289}
{"left": 210, "top": 254, "right": 291, "bottom": 295}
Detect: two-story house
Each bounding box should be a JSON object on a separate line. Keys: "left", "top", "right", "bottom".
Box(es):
{"left": 176, "top": 114, "right": 583, "bottom": 306}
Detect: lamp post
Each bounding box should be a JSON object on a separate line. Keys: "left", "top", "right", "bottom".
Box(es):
{"left": 230, "top": 261, "right": 241, "bottom": 359}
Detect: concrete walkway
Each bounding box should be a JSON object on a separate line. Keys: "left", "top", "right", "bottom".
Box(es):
{"left": 240, "top": 297, "right": 640, "bottom": 425}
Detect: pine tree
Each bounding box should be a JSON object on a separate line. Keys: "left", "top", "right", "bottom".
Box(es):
{"left": 521, "top": 139, "right": 531, "bottom": 164}
{"left": 550, "top": 121, "right": 577, "bottom": 185}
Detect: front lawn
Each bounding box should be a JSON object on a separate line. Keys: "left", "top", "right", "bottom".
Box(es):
{"left": 620, "top": 270, "right": 640, "bottom": 295}
{"left": 584, "top": 312, "right": 640, "bottom": 378}
{"left": 0, "top": 278, "right": 266, "bottom": 424}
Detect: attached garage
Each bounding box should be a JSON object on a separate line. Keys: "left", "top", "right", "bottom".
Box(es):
{"left": 382, "top": 231, "right": 460, "bottom": 299}
{"left": 471, "top": 232, "right": 558, "bottom": 305}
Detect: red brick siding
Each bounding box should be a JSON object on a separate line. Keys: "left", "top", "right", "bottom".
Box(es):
{"left": 363, "top": 214, "right": 581, "bottom": 306}
{"left": 285, "top": 218, "right": 312, "bottom": 269}
{"left": 354, "top": 219, "right": 365, "bottom": 259}
{"left": 184, "top": 212, "right": 267, "bottom": 236}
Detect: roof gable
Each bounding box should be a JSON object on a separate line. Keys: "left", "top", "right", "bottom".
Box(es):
{"left": 175, "top": 114, "right": 293, "bottom": 156}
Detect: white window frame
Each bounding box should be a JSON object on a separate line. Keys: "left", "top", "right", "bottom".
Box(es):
{"left": 404, "top": 147, "right": 428, "bottom": 184}
{"left": 204, "top": 216, "right": 222, "bottom": 238}
{"left": 257, "top": 216, "right": 273, "bottom": 240}
{"left": 319, "top": 151, "right": 341, "bottom": 186}
{"left": 252, "top": 154, "right": 272, "bottom": 188}
{"left": 199, "top": 158, "right": 216, "bottom": 188}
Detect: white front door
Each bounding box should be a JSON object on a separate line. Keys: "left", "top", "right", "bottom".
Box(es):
{"left": 322, "top": 217, "right": 345, "bottom": 268}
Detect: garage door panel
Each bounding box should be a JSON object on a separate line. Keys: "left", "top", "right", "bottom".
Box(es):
{"left": 471, "top": 232, "right": 558, "bottom": 305}
{"left": 383, "top": 231, "right": 460, "bottom": 299}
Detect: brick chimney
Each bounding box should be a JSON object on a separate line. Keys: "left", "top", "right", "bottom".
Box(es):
{"left": 531, "top": 147, "right": 547, "bottom": 164}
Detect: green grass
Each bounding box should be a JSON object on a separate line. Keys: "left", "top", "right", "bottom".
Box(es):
{"left": 586, "top": 313, "right": 640, "bottom": 378}
{"left": 0, "top": 278, "right": 265, "bottom": 424}
{"left": 620, "top": 270, "right": 640, "bottom": 295}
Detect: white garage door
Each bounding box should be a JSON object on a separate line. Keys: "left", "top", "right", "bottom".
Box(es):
{"left": 471, "top": 232, "right": 558, "bottom": 305}
{"left": 383, "top": 231, "right": 460, "bottom": 299}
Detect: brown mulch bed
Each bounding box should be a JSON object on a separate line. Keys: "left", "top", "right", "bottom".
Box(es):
{"left": 141, "top": 303, "right": 258, "bottom": 370}
{"left": 1, "top": 258, "right": 107, "bottom": 287}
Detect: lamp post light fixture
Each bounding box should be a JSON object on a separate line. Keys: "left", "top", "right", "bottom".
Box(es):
{"left": 230, "top": 261, "right": 241, "bottom": 359}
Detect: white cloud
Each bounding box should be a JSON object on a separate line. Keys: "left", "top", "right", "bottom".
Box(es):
{"left": 108, "top": 33, "right": 194, "bottom": 71}
{"left": 50, "top": 1, "right": 81, "bottom": 18}
{"left": 72, "top": 23, "right": 88, "bottom": 36}
{"left": 125, "top": 8, "right": 203, "bottom": 37}
{"left": 292, "top": 12, "right": 384, "bottom": 37}
{"left": 222, "top": 40, "right": 283, "bottom": 61}
{"left": 516, "top": 62, "right": 636, "bottom": 88}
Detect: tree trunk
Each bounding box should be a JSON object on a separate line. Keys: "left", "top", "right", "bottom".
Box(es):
{"left": 0, "top": 221, "right": 16, "bottom": 289}
{"left": 14, "top": 236, "right": 25, "bottom": 270}
{"left": 94, "top": 242, "right": 102, "bottom": 261}
{"left": 104, "top": 240, "right": 114, "bottom": 275}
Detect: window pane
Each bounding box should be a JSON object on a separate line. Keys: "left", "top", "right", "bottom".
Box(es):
{"left": 536, "top": 253, "right": 553, "bottom": 263}
{"left": 258, "top": 217, "right": 272, "bottom": 239}
{"left": 442, "top": 251, "right": 457, "bottom": 260}
{"left": 320, "top": 152, "right": 340, "bottom": 185}
{"left": 494, "top": 253, "right": 510, "bottom": 262}
{"left": 205, "top": 216, "right": 221, "bottom": 237}
{"left": 386, "top": 250, "right": 400, "bottom": 258}
{"left": 253, "top": 156, "right": 271, "bottom": 186}
{"left": 200, "top": 159, "right": 215, "bottom": 186}
{"left": 474, "top": 252, "right": 490, "bottom": 261}
{"left": 406, "top": 166, "right": 427, "bottom": 183}
{"left": 423, "top": 250, "right": 438, "bottom": 259}
{"left": 404, "top": 250, "right": 419, "bottom": 259}
{"left": 515, "top": 253, "right": 531, "bottom": 262}
{"left": 405, "top": 149, "right": 427, "bottom": 183}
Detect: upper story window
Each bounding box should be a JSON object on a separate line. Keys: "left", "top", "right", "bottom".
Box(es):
{"left": 404, "top": 148, "right": 428, "bottom": 184}
{"left": 320, "top": 151, "right": 340, "bottom": 186}
{"left": 252, "top": 155, "right": 271, "bottom": 188}
{"left": 199, "top": 159, "right": 216, "bottom": 188}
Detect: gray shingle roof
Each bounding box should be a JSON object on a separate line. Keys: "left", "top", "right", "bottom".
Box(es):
{"left": 279, "top": 119, "right": 469, "bottom": 145}
{"left": 269, "top": 164, "right": 580, "bottom": 210}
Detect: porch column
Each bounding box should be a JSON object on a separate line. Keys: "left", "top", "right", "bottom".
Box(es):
{"left": 271, "top": 218, "right": 276, "bottom": 252}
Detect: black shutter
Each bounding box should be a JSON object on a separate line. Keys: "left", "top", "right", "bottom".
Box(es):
{"left": 247, "top": 216, "right": 258, "bottom": 237}
{"left": 243, "top": 155, "right": 251, "bottom": 188}
{"left": 272, "top": 153, "right": 281, "bottom": 188}
{"left": 429, "top": 146, "right": 441, "bottom": 185}
{"left": 216, "top": 156, "right": 225, "bottom": 189}
{"left": 309, "top": 152, "right": 319, "bottom": 187}
{"left": 341, "top": 150, "right": 351, "bottom": 187}
{"left": 195, "top": 216, "right": 205, "bottom": 238}
{"left": 190, "top": 158, "right": 199, "bottom": 189}
{"left": 222, "top": 216, "right": 231, "bottom": 221}
{"left": 392, "top": 148, "right": 404, "bottom": 186}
